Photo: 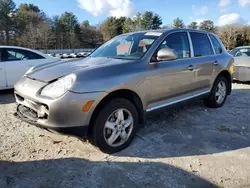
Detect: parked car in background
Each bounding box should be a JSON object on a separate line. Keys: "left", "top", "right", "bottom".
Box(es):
{"left": 0, "top": 46, "right": 60, "bottom": 90}
{"left": 77, "top": 52, "right": 88, "bottom": 57}
{"left": 47, "top": 53, "right": 56, "bottom": 57}
{"left": 55, "top": 53, "right": 63, "bottom": 58}
{"left": 62, "top": 53, "right": 72, "bottom": 58}
{"left": 77, "top": 52, "right": 86, "bottom": 58}
{"left": 230, "top": 46, "right": 250, "bottom": 81}
{"left": 15, "top": 29, "right": 234, "bottom": 153}
{"left": 70, "top": 53, "right": 81, "bottom": 58}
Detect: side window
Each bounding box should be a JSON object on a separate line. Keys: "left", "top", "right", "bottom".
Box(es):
{"left": 2, "top": 49, "right": 45, "bottom": 61}
{"left": 159, "top": 32, "right": 191, "bottom": 59}
{"left": 26, "top": 51, "right": 45, "bottom": 60}
{"left": 190, "top": 32, "right": 213, "bottom": 57}
{"left": 3, "top": 48, "right": 28, "bottom": 61}
{"left": 235, "top": 48, "right": 250, "bottom": 57}
{"left": 209, "top": 34, "right": 223, "bottom": 54}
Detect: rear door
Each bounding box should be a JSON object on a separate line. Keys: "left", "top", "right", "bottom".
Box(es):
{"left": 0, "top": 48, "right": 7, "bottom": 89}
{"left": 2, "top": 48, "right": 48, "bottom": 87}
{"left": 189, "top": 32, "right": 216, "bottom": 95}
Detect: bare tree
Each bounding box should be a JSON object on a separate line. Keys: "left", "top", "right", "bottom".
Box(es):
{"left": 218, "top": 25, "right": 238, "bottom": 50}
{"left": 37, "top": 22, "right": 54, "bottom": 50}
{"left": 18, "top": 22, "right": 54, "bottom": 49}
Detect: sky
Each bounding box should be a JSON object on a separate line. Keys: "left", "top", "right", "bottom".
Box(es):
{"left": 14, "top": 0, "right": 250, "bottom": 26}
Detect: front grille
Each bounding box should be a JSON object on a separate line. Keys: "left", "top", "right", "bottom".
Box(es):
{"left": 18, "top": 105, "right": 38, "bottom": 121}
{"left": 15, "top": 92, "right": 49, "bottom": 120}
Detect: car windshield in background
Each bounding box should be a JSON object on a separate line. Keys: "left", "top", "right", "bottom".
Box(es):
{"left": 90, "top": 32, "right": 162, "bottom": 60}
{"left": 230, "top": 48, "right": 250, "bottom": 57}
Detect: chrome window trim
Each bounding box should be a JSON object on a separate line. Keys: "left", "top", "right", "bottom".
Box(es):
{"left": 207, "top": 34, "right": 216, "bottom": 55}
{"left": 188, "top": 31, "right": 215, "bottom": 58}
{"left": 187, "top": 32, "right": 194, "bottom": 57}
{"left": 208, "top": 34, "right": 223, "bottom": 55}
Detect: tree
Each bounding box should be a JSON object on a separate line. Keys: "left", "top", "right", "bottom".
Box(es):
{"left": 18, "top": 21, "right": 54, "bottom": 49}
{"left": 188, "top": 22, "right": 198, "bottom": 30}
{"left": 0, "top": 0, "right": 16, "bottom": 44}
{"left": 237, "top": 26, "right": 250, "bottom": 46}
{"left": 57, "top": 12, "right": 78, "bottom": 48}
{"left": 218, "top": 25, "right": 238, "bottom": 50}
{"left": 173, "top": 18, "right": 185, "bottom": 28}
{"left": 15, "top": 3, "right": 43, "bottom": 33}
{"left": 122, "top": 18, "right": 135, "bottom": 33}
{"left": 199, "top": 20, "right": 215, "bottom": 32}
{"left": 78, "top": 22, "right": 103, "bottom": 48}
{"left": 122, "top": 11, "right": 162, "bottom": 33}
{"left": 100, "top": 17, "right": 125, "bottom": 41}
{"left": 140, "top": 11, "right": 162, "bottom": 30}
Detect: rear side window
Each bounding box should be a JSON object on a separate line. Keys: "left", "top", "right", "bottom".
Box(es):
{"left": 26, "top": 51, "right": 45, "bottom": 60}
{"left": 190, "top": 32, "right": 213, "bottom": 57}
{"left": 159, "top": 32, "right": 191, "bottom": 59}
{"left": 209, "top": 35, "right": 223, "bottom": 54}
{"left": 2, "top": 48, "right": 45, "bottom": 61}
{"left": 232, "top": 48, "right": 250, "bottom": 57}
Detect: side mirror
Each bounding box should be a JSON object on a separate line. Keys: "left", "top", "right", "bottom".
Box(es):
{"left": 157, "top": 48, "right": 177, "bottom": 61}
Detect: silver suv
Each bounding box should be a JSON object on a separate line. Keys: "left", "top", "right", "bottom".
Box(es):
{"left": 15, "top": 29, "right": 234, "bottom": 153}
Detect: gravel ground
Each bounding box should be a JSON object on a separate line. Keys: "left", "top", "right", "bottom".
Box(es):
{"left": 0, "top": 83, "right": 250, "bottom": 188}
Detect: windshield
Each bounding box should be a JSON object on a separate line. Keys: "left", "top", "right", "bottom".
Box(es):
{"left": 230, "top": 48, "right": 250, "bottom": 57}
{"left": 90, "top": 32, "right": 162, "bottom": 60}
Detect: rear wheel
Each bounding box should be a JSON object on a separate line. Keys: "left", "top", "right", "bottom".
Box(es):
{"left": 204, "top": 76, "right": 228, "bottom": 108}
{"left": 90, "top": 98, "right": 138, "bottom": 154}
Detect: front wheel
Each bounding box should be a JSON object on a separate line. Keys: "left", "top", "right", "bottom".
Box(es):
{"left": 90, "top": 98, "right": 139, "bottom": 154}
{"left": 204, "top": 76, "right": 228, "bottom": 108}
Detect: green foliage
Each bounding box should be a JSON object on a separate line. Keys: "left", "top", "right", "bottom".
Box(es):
{"left": 1, "top": 1, "right": 250, "bottom": 49}
{"left": 199, "top": 20, "right": 215, "bottom": 32}
{"left": 188, "top": 22, "right": 198, "bottom": 30}
{"left": 100, "top": 17, "right": 126, "bottom": 41}
{"left": 173, "top": 18, "right": 185, "bottom": 28}
{"left": 17, "top": 3, "right": 40, "bottom": 12}
{"left": 0, "top": 0, "right": 16, "bottom": 44}
{"left": 123, "top": 11, "right": 162, "bottom": 33}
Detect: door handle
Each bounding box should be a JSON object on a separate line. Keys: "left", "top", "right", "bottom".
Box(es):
{"left": 188, "top": 65, "right": 195, "bottom": 71}
{"left": 214, "top": 61, "right": 218, "bottom": 66}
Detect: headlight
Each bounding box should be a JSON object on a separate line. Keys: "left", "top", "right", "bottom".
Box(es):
{"left": 40, "top": 74, "right": 76, "bottom": 99}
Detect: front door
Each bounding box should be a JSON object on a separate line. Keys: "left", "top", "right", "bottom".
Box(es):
{"left": 2, "top": 48, "right": 31, "bottom": 87}
{"left": 147, "top": 32, "right": 196, "bottom": 111}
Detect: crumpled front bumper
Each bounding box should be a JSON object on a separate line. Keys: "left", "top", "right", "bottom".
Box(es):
{"left": 14, "top": 77, "right": 106, "bottom": 137}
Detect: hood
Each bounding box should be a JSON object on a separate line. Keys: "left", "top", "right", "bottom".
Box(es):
{"left": 234, "top": 56, "right": 250, "bottom": 67}
{"left": 27, "top": 57, "right": 129, "bottom": 82}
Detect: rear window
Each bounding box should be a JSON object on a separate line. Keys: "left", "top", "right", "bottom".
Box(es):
{"left": 190, "top": 32, "right": 213, "bottom": 57}
{"left": 209, "top": 35, "right": 223, "bottom": 54}
{"left": 230, "top": 48, "right": 250, "bottom": 57}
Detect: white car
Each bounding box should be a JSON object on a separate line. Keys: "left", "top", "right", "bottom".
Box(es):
{"left": 62, "top": 53, "right": 71, "bottom": 58}
{"left": 0, "top": 46, "right": 60, "bottom": 90}
{"left": 70, "top": 53, "right": 78, "bottom": 58}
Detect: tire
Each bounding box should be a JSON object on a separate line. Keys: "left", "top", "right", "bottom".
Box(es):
{"left": 204, "top": 76, "right": 228, "bottom": 108}
{"left": 90, "top": 98, "right": 139, "bottom": 154}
